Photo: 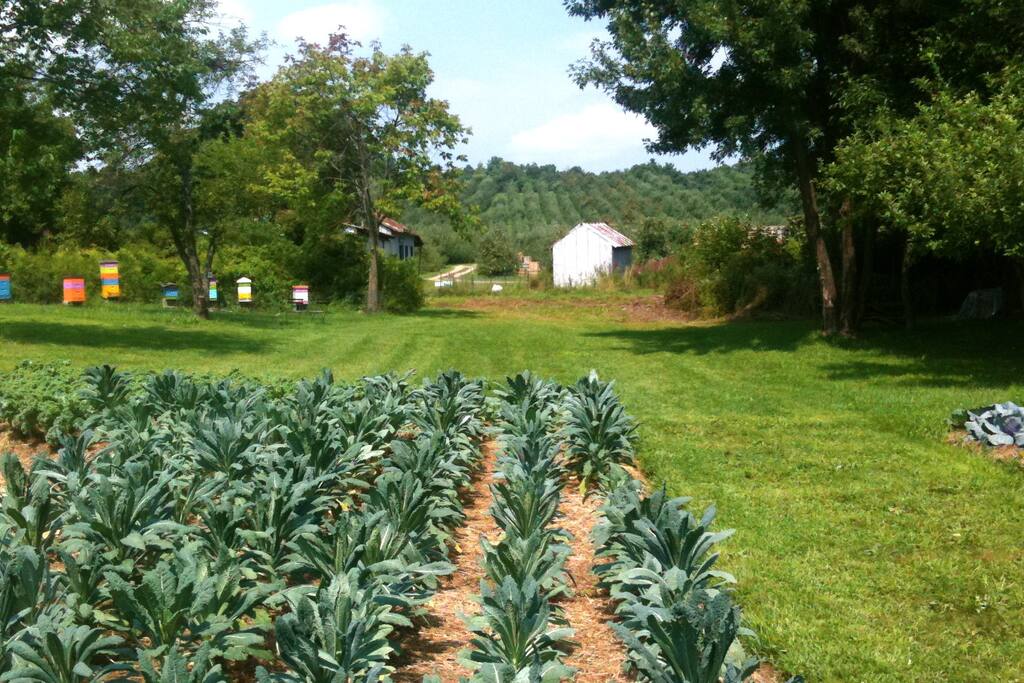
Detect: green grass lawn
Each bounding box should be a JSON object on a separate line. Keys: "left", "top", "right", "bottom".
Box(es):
{"left": 1, "top": 301, "right": 1022, "bottom": 682}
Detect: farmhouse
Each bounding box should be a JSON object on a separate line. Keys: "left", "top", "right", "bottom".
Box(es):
{"left": 345, "top": 217, "right": 422, "bottom": 260}
{"left": 552, "top": 222, "right": 634, "bottom": 287}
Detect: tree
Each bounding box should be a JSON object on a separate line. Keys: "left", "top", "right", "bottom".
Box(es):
{"left": 2, "top": 0, "right": 264, "bottom": 318}
{"left": 634, "top": 217, "right": 672, "bottom": 261}
{"left": 477, "top": 230, "right": 518, "bottom": 276}
{"left": 565, "top": 0, "right": 1024, "bottom": 334}
{"left": 245, "top": 36, "right": 469, "bottom": 312}
{"left": 0, "top": 87, "right": 80, "bottom": 245}
{"left": 827, "top": 65, "right": 1024, "bottom": 320}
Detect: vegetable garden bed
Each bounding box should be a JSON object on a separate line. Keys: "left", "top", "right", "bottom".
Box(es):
{"left": 0, "top": 364, "right": 796, "bottom": 681}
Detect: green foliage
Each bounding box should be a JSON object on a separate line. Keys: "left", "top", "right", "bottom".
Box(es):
{"left": 0, "top": 361, "right": 491, "bottom": 677}
{"left": 0, "top": 360, "right": 87, "bottom": 443}
{"left": 0, "top": 87, "right": 81, "bottom": 246}
{"left": 478, "top": 230, "right": 519, "bottom": 276}
{"left": 243, "top": 36, "right": 469, "bottom": 312}
{"left": 490, "top": 465, "right": 564, "bottom": 541}
{"left": 562, "top": 371, "right": 637, "bottom": 495}
{"left": 465, "top": 576, "right": 575, "bottom": 681}
{"left": 657, "top": 217, "right": 815, "bottom": 317}
{"left": 0, "top": 454, "right": 63, "bottom": 553}
{"left": 594, "top": 486, "right": 734, "bottom": 597}
{"left": 379, "top": 255, "right": 425, "bottom": 313}
{"left": 0, "top": 544, "right": 60, "bottom": 669}
{"left": 1, "top": 621, "right": 129, "bottom": 683}
{"left": 634, "top": 217, "right": 689, "bottom": 262}
{"left": 258, "top": 571, "right": 399, "bottom": 683}
{"left": 611, "top": 588, "right": 756, "bottom": 683}
{"left": 0, "top": 243, "right": 186, "bottom": 304}
{"left": 406, "top": 160, "right": 789, "bottom": 267}
{"left": 104, "top": 544, "right": 269, "bottom": 659}
{"left": 298, "top": 232, "right": 368, "bottom": 305}
{"left": 481, "top": 532, "right": 570, "bottom": 601}
{"left": 138, "top": 643, "right": 226, "bottom": 683}
{"left": 827, "top": 65, "right": 1024, "bottom": 267}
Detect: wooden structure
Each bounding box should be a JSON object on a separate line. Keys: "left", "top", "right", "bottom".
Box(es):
{"left": 161, "top": 283, "right": 180, "bottom": 307}
{"left": 552, "top": 222, "right": 634, "bottom": 287}
{"left": 344, "top": 217, "right": 423, "bottom": 260}
{"left": 236, "top": 277, "right": 253, "bottom": 307}
{"left": 99, "top": 260, "right": 121, "bottom": 299}
{"left": 63, "top": 277, "right": 86, "bottom": 305}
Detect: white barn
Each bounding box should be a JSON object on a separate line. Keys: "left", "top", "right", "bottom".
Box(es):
{"left": 552, "top": 222, "right": 635, "bottom": 287}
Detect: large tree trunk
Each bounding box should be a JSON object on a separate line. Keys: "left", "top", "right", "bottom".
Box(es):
{"left": 356, "top": 138, "right": 381, "bottom": 313}
{"left": 366, "top": 221, "right": 380, "bottom": 312}
{"left": 855, "top": 220, "right": 877, "bottom": 328}
{"left": 901, "top": 238, "right": 914, "bottom": 330}
{"left": 1014, "top": 257, "right": 1024, "bottom": 315}
{"left": 838, "top": 199, "right": 857, "bottom": 336}
{"left": 793, "top": 141, "right": 840, "bottom": 335}
{"left": 172, "top": 159, "right": 209, "bottom": 319}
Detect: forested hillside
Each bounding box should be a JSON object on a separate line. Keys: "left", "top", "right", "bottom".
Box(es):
{"left": 403, "top": 158, "right": 793, "bottom": 265}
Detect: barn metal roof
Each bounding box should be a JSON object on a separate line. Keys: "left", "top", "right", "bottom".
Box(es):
{"left": 578, "top": 222, "right": 635, "bottom": 247}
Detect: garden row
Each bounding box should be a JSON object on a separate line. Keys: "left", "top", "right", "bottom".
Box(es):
{"left": 0, "top": 366, "right": 489, "bottom": 680}
{"left": 0, "top": 363, "right": 800, "bottom": 681}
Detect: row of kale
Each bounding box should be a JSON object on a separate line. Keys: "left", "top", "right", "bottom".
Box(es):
{"left": 482, "top": 369, "right": 803, "bottom": 683}
{"left": 0, "top": 367, "right": 488, "bottom": 681}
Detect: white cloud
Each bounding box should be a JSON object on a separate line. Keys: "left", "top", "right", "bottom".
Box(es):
{"left": 276, "top": 2, "right": 385, "bottom": 46}
{"left": 214, "top": 0, "right": 252, "bottom": 29}
{"left": 507, "top": 102, "right": 656, "bottom": 167}
{"left": 559, "top": 28, "right": 609, "bottom": 55}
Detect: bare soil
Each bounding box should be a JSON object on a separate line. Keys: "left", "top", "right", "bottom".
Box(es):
{"left": 0, "top": 425, "right": 54, "bottom": 489}
{"left": 556, "top": 486, "right": 632, "bottom": 682}
{"left": 947, "top": 430, "right": 1023, "bottom": 467}
{"left": 441, "top": 294, "right": 694, "bottom": 324}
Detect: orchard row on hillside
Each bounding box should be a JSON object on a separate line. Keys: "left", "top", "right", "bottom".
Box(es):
{"left": 404, "top": 160, "right": 793, "bottom": 266}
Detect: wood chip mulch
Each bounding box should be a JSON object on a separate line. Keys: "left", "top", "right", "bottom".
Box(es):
{"left": 392, "top": 441, "right": 503, "bottom": 681}
{"left": 555, "top": 483, "right": 633, "bottom": 682}
{"left": 0, "top": 425, "right": 55, "bottom": 489}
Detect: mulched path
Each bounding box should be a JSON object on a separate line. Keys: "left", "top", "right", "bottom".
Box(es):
{"left": 393, "top": 441, "right": 503, "bottom": 681}
{"left": 394, "top": 440, "right": 636, "bottom": 681}
{"left": 556, "top": 486, "right": 632, "bottom": 682}
{"left": 0, "top": 425, "right": 54, "bottom": 489}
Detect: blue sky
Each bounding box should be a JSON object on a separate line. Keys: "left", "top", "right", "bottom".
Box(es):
{"left": 215, "top": 0, "right": 716, "bottom": 173}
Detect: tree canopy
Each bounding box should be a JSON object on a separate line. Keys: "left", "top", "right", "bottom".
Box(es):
{"left": 243, "top": 36, "right": 469, "bottom": 311}
{"left": 566, "top": 0, "right": 1024, "bottom": 333}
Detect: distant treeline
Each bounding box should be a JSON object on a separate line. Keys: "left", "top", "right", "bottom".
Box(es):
{"left": 403, "top": 158, "right": 793, "bottom": 267}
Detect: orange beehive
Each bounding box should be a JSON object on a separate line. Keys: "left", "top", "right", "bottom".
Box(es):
{"left": 63, "top": 277, "right": 86, "bottom": 304}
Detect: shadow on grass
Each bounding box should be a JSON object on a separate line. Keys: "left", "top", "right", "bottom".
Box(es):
{"left": 0, "top": 320, "right": 267, "bottom": 353}
{"left": 583, "top": 319, "right": 816, "bottom": 355}
{"left": 411, "top": 308, "right": 482, "bottom": 319}
{"left": 820, "top": 318, "right": 1024, "bottom": 389}
{"left": 585, "top": 316, "right": 1023, "bottom": 389}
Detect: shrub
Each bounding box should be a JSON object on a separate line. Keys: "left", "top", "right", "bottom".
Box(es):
{"left": 477, "top": 229, "right": 518, "bottom": 276}
{"left": 215, "top": 243, "right": 299, "bottom": 308}
{"left": 662, "top": 217, "right": 815, "bottom": 317}
{"left": 298, "top": 232, "right": 368, "bottom": 305}
{"left": 379, "top": 256, "right": 424, "bottom": 313}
